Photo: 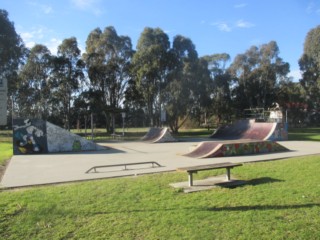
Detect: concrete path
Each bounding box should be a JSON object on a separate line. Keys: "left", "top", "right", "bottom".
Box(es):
{"left": 1, "top": 140, "right": 320, "bottom": 188}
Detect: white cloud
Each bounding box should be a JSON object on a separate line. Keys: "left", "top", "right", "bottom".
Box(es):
{"left": 288, "top": 69, "right": 302, "bottom": 82}
{"left": 25, "top": 41, "right": 36, "bottom": 49}
{"left": 164, "top": 29, "right": 175, "bottom": 35}
{"left": 21, "top": 32, "right": 34, "bottom": 40}
{"left": 18, "top": 26, "right": 61, "bottom": 53}
{"left": 249, "top": 38, "right": 261, "bottom": 46}
{"left": 306, "top": 2, "right": 315, "bottom": 14}
{"left": 47, "top": 38, "right": 62, "bottom": 55}
{"left": 306, "top": 2, "right": 320, "bottom": 15}
{"left": 42, "top": 5, "right": 53, "bottom": 14}
{"left": 27, "top": 1, "right": 53, "bottom": 15}
{"left": 70, "top": 0, "right": 103, "bottom": 16}
{"left": 234, "top": 3, "right": 247, "bottom": 8}
{"left": 20, "top": 26, "right": 49, "bottom": 44}
{"left": 236, "top": 19, "right": 255, "bottom": 28}
{"left": 212, "top": 22, "right": 232, "bottom": 32}
{"left": 211, "top": 19, "right": 254, "bottom": 32}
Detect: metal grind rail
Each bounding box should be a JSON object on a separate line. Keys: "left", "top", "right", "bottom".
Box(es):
{"left": 86, "top": 161, "right": 163, "bottom": 173}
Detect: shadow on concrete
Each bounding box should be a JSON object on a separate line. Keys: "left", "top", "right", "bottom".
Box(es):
{"left": 16, "top": 147, "right": 126, "bottom": 156}
{"left": 44, "top": 147, "right": 126, "bottom": 155}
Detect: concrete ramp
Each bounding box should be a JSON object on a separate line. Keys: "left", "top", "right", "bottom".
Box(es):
{"left": 211, "top": 119, "right": 288, "bottom": 141}
{"left": 13, "top": 119, "right": 105, "bottom": 154}
{"left": 141, "top": 127, "right": 177, "bottom": 143}
{"left": 184, "top": 139, "right": 289, "bottom": 158}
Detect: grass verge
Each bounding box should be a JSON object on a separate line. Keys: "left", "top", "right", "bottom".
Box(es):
{"left": 0, "top": 155, "right": 320, "bottom": 239}
{"left": 288, "top": 127, "right": 320, "bottom": 141}
{"left": 0, "top": 143, "right": 13, "bottom": 166}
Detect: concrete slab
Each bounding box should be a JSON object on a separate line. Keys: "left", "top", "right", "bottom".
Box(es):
{"left": 1, "top": 140, "right": 320, "bottom": 188}
{"left": 170, "top": 175, "right": 246, "bottom": 193}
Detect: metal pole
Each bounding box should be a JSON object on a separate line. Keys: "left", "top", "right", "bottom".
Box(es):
{"left": 91, "top": 113, "right": 94, "bottom": 140}
{"left": 226, "top": 168, "right": 231, "bottom": 181}
{"left": 122, "top": 116, "right": 124, "bottom": 136}
{"left": 188, "top": 173, "right": 193, "bottom": 187}
{"left": 121, "top": 112, "right": 126, "bottom": 136}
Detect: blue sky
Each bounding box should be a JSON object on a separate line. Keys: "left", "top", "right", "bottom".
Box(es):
{"left": 1, "top": 0, "right": 320, "bottom": 81}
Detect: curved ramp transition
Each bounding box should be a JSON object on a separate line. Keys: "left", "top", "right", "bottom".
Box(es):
{"left": 211, "top": 119, "right": 288, "bottom": 141}
{"left": 184, "top": 139, "right": 289, "bottom": 158}
{"left": 141, "top": 127, "right": 177, "bottom": 143}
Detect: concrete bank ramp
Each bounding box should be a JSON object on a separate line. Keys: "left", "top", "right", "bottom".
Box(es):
{"left": 13, "top": 118, "right": 106, "bottom": 154}
{"left": 141, "top": 127, "right": 177, "bottom": 143}
{"left": 211, "top": 119, "right": 288, "bottom": 141}
{"left": 184, "top": 139, "right": 289, "bottom": 158}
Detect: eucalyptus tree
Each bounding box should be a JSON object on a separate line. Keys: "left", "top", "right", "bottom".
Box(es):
{"left": 229, "top": 46, "right": 260, "bottom": 109}
{"left": 84, "top": 26, "right": 133, "bottom": 132}
{"left": 277, "top": 79, "right": 307, "bottom": 125}
{"left": 0, "top": 9, "right": 26, "bottom": 122}
{"left": 299, "top": 25, "right": 320, "bottom": 112}
{"left": 131, "top": 27, "right": 171, "bottom": 126}
{"left": 18, "top": 44, "right": 52, "bottom": 119}
{"left": 202, "top": 53, "right": 232, "bottom": 123}
{"left": 50, "top": 37, "right": 85, "bottom": 130}
{"left": 203, "top": 53, "right": 230, "bottom": 77}
{"left": 229, "top": 41, "right": 289, "bottom": 111}
{"left": 164, "top": 35, "right": 211, "bottom": 133}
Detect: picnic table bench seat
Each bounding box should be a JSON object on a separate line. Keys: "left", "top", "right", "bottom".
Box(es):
{"left": 177, "top": 162, "right": 243, "bottom": 187}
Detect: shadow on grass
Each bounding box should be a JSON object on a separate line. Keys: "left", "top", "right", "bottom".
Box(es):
{"left": 205, "top": 203, "right": 320, "bottom": 212}
{"left": 214, "top": 177, "right": 284, "bottom": 189}
{"left": 91, "top": 203, "right": 320, "bottom": 215}
{"left": 244, "top": 177, "right": 284, "bottom": 186}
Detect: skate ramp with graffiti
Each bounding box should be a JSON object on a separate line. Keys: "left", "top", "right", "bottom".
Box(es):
{"left": 184, "top": 139, "right": 289, "bottom": 158}
{"left": 141, "top": 127, "right": 177, "bottom": 143}
{"left": 210, "top": 119, "right": 288, "bottom": 141}
{"left": 13, "top": 119, "right": 106, "bottom": 155}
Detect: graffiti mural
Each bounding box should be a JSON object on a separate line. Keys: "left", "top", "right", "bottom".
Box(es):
{"left": 13, "top": 119, "right": 48, "bottom": 154}
{"left": 72, "top": 140, "right": 82, "bottom": 151}
{"left": 268, "top": 123, "right": 288, "bottom": 141}
{"left": 212, "top": 141, "right": 289, "bottom": 158}
{"left": 13, "top": 119, "right": 105, "bottom": 154}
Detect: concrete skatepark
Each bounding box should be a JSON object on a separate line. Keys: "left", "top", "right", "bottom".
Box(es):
{"left": 1, "top": 139, "right": 320, "bottom": 189}
{"left": 1, "top": 119, "right": 320, "bottom": 188}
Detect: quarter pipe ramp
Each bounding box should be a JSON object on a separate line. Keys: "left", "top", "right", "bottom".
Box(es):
{"left": 141, "top": 127, "right": 177, "bottom": 143}
{"left": 184, "top": 139, "right": 289, "bottom": 158}
{"left": 211, "top": 119, "right": 288, "bottom": 141}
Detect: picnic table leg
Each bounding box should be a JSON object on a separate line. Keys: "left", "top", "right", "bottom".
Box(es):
{"left": 188, "top": 172, "right": 193, "bottom": 187}
{"left": 226, "top": 167, "right": 231, "bottom": 181}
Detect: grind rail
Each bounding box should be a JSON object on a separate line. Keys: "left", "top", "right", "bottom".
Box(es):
{"left": 86, "top": 161, "right": 163, "bottom": 173}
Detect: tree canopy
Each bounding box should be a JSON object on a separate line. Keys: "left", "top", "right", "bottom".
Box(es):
{"left": 2, "top": 7, "right": 319, "bottom": 129}
{"left": 0, "top": 9, "right": 25, "bottom": 89}
{"left": 229, "top": 41, "right": 289, "bottom": 111}
{"left": 131, "top": 27, "right": 171, "bottom": 126}
{"left": 84, "top": 26, "right": 133, "bottom": 132}
{"left": 299, "top": 25, "right": 320, "bottom": 112}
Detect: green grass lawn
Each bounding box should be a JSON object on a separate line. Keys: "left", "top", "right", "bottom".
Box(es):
{"left": 1, "top": 127, "right": 320, "bottom": 239}
{"left": 0, "top": 155, "right": 320, "bottom": 239}
{"left": 288, "top": 127, "right": 320, "bottom": 141}
{"left": 81, "top": 126, "right": 320, "bottom": 142}
{"left": 0, "top": 130, "right": 13, "bottom": 166}
{"left": 76, "top": 127, "right": 212, "bottom": 141}
{"left": 0, "top": 143, "right": 13, "bottom": 166}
